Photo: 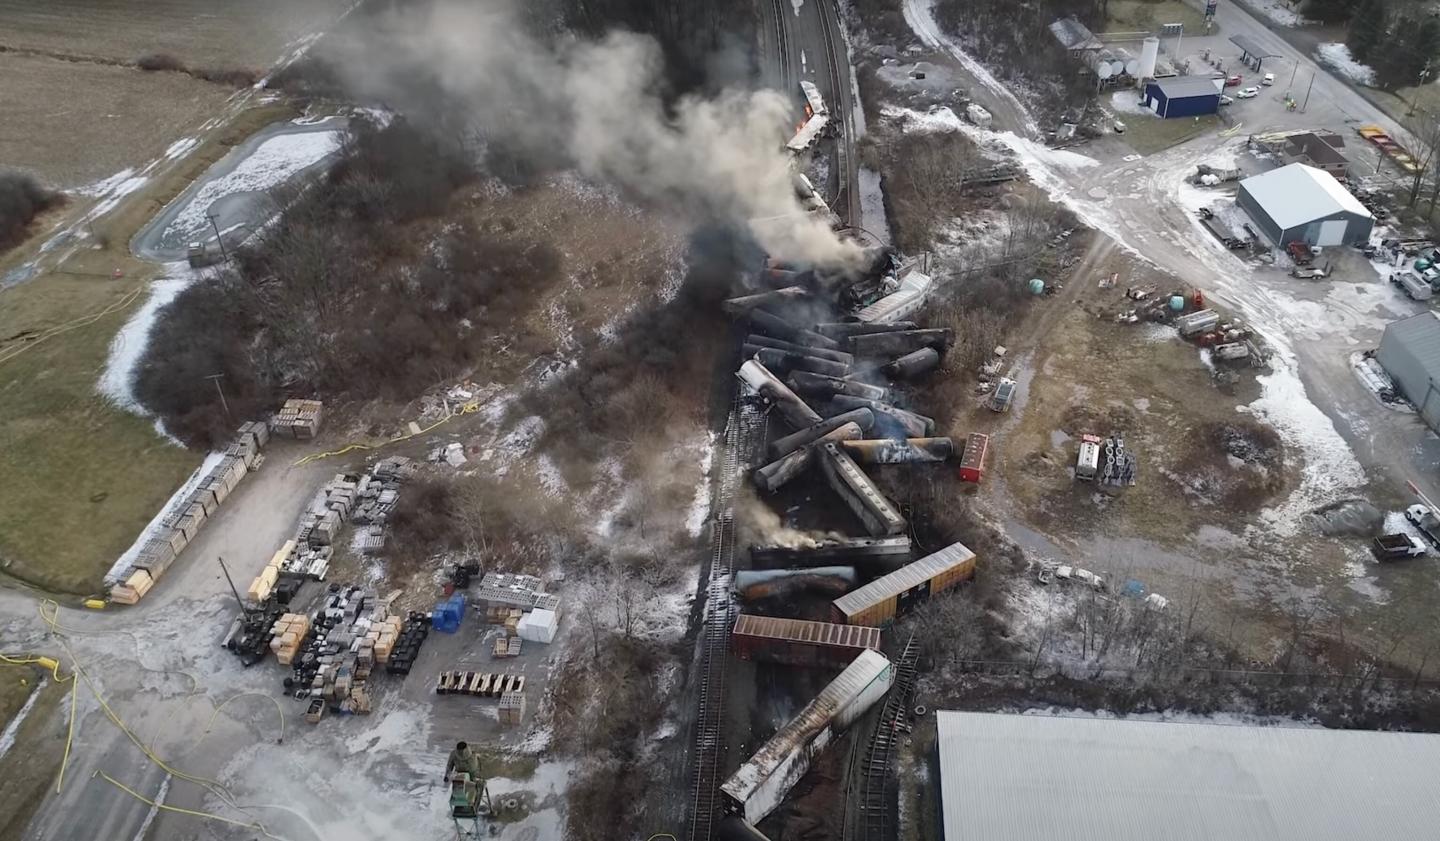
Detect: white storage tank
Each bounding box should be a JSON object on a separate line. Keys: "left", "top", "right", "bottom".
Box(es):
{"left": 1087, "top": 50, "right": 1114, "bottom": 80}
{"left": 1139, "top": 36, "right": 1160, "bottom": 79}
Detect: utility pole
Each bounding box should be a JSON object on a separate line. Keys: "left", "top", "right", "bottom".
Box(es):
{"left": 217, "top": 556, "right": 247, "bottom": 615}
{"left": 1302, "top": 73, "right": 1315, "bottom": 113}
{"left": 205, "top": 372, "right": 232, "bottom": 420}
{"left": 207, "top": 211, "right": 230, "bottom": 263}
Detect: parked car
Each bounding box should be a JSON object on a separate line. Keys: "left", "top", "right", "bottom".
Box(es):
{"left": 987, "top": 377, "right": 1017, "bottom": 412}
{"left": 1218, "top": 94, "right": 1234, "bottom": 105}
{"left": 1236, "top": 86, "right": 1259, "bottom": 99}
{"left": 1261, "top": 72, "right": 1275, "bottom": 86}
{"left": 1226, "top": 74, "right": 1244, "bottom": 86}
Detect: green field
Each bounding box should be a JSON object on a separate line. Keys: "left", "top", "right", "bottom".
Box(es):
{"left": 0, "top": 104, "right": 294, "bottom": 596}
{"left": 1103, "top": 0, "right": 1210, "bottom": 35}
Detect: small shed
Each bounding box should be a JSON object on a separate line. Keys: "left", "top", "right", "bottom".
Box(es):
{"left": 1142, "top": 77, "right": 1222, "bottom": 118}
{"left": 1236, "top": 163, "right": 1374, "bottom": 246}
{"left": 1377, "top": 312, "right": 1440, "bottom": 431}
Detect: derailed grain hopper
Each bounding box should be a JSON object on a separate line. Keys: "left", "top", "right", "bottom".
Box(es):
{"left": 720, "top": 649, "right": 895, "bottom": 824}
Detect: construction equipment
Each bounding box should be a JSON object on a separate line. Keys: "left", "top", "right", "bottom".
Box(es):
{"left": 450, "top": 773, "right": 493, "bottom": 840}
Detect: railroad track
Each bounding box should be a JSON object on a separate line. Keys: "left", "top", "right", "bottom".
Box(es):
{"left": 770, "top": 0, "right": 793, "bottom": 87}
{"left": 858, "top": 634, "right": 920, "bottom": 841}
{"left": 686, "top": 390, "right": 762, "bottom": 841}
{"left": 817, "top": 0, "right": 860, "bottom": 227}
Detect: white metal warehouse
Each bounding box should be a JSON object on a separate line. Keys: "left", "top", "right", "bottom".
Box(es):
{"left": 936, "top": 711, "right": 1440, "bottom": 841}
{"left": 1236, "top": 162, "right": 1374, "bottom": 246}
{"left": 1377, "top": 311, "right": 1440, "bottom": 432}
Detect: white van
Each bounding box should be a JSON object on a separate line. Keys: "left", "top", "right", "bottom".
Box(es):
{"left": 1261, "top": 72, "right": 1275, "bottom": 86}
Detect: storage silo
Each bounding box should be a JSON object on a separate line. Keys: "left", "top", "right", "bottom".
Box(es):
{"left": 1139, "top": 37, "right": 1160, "bottom": 79}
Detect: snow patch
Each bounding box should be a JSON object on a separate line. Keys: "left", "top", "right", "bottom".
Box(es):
{"left": 163, "top": 138, "right": 199, "bottom": 161}
{"left": 1242, "top": 356, "right": 1365, "bottom": 535}
{"left": 1109, "top": 90, "right": 1154, "bottom": 116}
{"left": 1316, "top": 43, "right": 1375, "bottom": 86}
{"left": 686, "top": 433, "right": 718, "bottom": 537}
{"left": 0, "top": 679, "right": 43, "bottom": 759}
{"left": 1247, "top": 0, "right": 1310, "bottom": 27}
{"left": 162, "top": 130, "right": 341, "bottom": 244}
{"left": 98, "top": 265, "right": 198, "bottom": 413}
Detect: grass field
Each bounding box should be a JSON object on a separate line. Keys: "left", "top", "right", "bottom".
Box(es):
{"left": 0, "top": 0, "right": 350, "bottom": 69}
{"left": 0, "top": 52, "right": 235, "bottom": 189}
{"left": 1103, "top": 0, "right": 1209, "bottom": 35}
{"left": 1120, "top": 112, "right": 1223, "bottom": 154}
{"left": 0, "top": 104, "right": 296, "bottom": 596}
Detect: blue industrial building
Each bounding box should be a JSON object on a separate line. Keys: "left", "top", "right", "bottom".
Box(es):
{"left": 1142, "top": 76, "right": 1222, "bottom": 118}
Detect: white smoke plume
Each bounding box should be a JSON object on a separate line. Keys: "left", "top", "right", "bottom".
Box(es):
{"left": 331, "top": 0, "right": 861, "bottom": 265}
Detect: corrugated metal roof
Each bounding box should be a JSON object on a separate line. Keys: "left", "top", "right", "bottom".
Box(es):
{"left": 732, "top": 614, "right": 882, "bottom": 650}
{"left": 937, "top": 711, "right": 1440, "bottom": 841}
{"left": 1239, "top": 163, "right": 1372, "bottom": 229}
{"left": 1230, "top": 34, "right": 1279, "bottom": 58}
{"left": 1383, "top": 312, "right": 1440, "bottom": 379}
{"left": 721, "top": 649, "right": 892, "bottom": 801}
{"left": 1151, "top": 76, "right": 1222, "bottom": 99}
{"left": 1048, "top": 17, "right": 1102, "bottom": 51}
{"left": 833, "top": 541, "right": 974, "bottom": 617}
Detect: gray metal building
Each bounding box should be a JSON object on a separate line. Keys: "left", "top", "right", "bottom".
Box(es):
{"left": 1377, "top": 311, "right": 1440, "bottom": 431}
{"left": 1236, "top": 163, "right": 1374, "bottom": 246}
{"left": 937, "top": 710, "right": 1440, "bottom": 841}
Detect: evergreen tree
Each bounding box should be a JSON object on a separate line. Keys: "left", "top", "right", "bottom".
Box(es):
{"left": 1375, "top": 15, "right": 1439, "bottom": 91}
{"left": 1347, "top": 0, "right": 1389, "bottom": 64}
{"left": 1305, "top": 0, "right": 1355, "bottom": 25}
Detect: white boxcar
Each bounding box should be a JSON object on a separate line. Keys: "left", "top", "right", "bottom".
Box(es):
{"left": 720, "top": 649, "right": 895, "bottom": 824}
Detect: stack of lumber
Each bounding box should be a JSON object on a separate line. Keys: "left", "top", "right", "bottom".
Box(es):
{"left": 109, "top": 421, "right": 269, "bottom": 605}
{"left": 110, "top": 569, "right": 154, "bottom": 605}
{"left": 247, "top": 540, "right": 293, "bottom": 602}
{"left": 269, "top": 613, "right": 311, "bottom": 665}
{"left": 273, "top": 399, "right": 325, "bottom": 439}
{"left": 434, "top": 671, "right": 527, "bottom": 697}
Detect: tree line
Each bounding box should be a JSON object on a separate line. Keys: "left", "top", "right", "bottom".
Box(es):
{"left": 1345, "top": 0, "right": 1440, "bottom": 91}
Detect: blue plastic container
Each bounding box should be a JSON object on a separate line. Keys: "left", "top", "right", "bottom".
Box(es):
{"left": 1169, "top": 295, "right": 1185, "bottom": 311}
{"left": 1028, "top": 278, "right": 1045, "bottom": 295}
{"left": 432, "top": 592, "right": 466, "bottom": 633}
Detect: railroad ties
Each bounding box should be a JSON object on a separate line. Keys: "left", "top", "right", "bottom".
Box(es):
{"left": 859, "top": 634, "right": 920, "bottom": 841}
{"left": 688, "top": 392, "right": 763, "bottom": 841}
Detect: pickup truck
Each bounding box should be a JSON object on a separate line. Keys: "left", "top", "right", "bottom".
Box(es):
{"left": 1373, "top": 533, "right": 1426, "bottom": 560}
{"left": 1406, "top": 504, "right": 1440, "bottom": 548}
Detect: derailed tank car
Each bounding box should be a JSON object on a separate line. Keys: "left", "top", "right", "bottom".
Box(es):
{"left": 831, "top": 541, "right": 976, "bottom": 626}
{"left": 719, "top": 649, "right": 894, "bottom": 824}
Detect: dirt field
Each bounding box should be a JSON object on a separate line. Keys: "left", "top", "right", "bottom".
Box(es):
{"left": 0, "top": 0, "right": 349, "bottom": 69}
{"left": 1102, "top": 0, "right": 1209, "bottom": 34}
{"left": 0, "top": 52, "right": 234, "bottom": 188}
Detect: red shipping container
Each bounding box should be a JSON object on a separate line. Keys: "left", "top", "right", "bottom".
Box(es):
{"left": 959, "top": 432, "right": 989, "bottom": 483}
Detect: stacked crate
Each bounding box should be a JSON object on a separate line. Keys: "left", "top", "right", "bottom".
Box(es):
{"left": 272, "top": 399, "right": 325, "bottom": 439}
{"left": 269, "top": 613, "right": 311, "bottom": 665}
{"left": 367, "top": 615, "right": 403, "bottom": 664}
{"left": 109, "top": 421, "right": 269, "bottom": 606}
{"left": 110, "top": 569, "right": 154, "bottom": 605}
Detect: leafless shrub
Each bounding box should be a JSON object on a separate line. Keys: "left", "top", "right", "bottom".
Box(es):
{"left": 136, "top": 52, "right": 186, "bottom": 72}
{"left": 0, "top": 171, "right": 62, "bottom": 252}
{"left": 191, "top": 66, "right": 261, "bottom": 88}
{"left": 134, "top": 120, "right": 516, "bottom": 447}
